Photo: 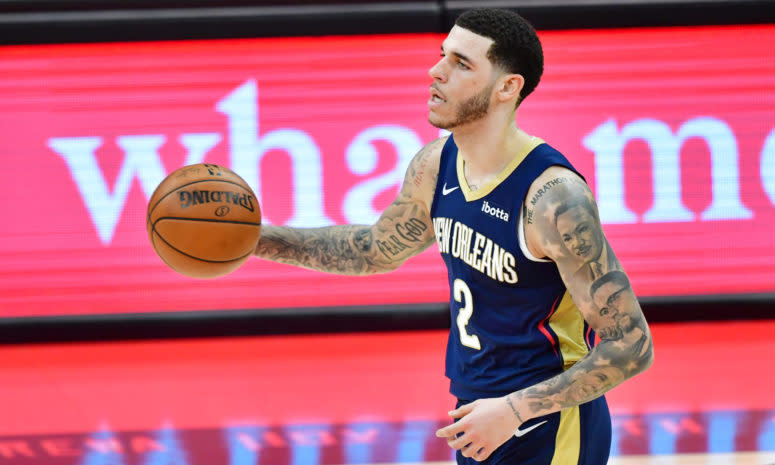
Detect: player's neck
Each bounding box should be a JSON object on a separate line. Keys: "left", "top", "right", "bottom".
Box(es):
{"left": 453, "top": 118, "right": 531, "bottom": 186}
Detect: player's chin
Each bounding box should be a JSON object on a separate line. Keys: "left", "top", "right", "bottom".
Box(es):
{"left": 427, "top": 113, "right": 452, "bottom": 130}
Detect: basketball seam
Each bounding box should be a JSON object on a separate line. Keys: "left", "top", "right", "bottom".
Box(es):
{"left": 151, "top": 230, "right": 184, "bottom": 270}
{"left": 151, "top": 230, "right": 255, "bottom": 264}
{"left": 152, "top": 216, "right": 261, "bottom": 227}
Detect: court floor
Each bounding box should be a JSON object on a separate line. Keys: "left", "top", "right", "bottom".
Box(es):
{"left": 0, "top": 319, "right": 773, "bottom": 464}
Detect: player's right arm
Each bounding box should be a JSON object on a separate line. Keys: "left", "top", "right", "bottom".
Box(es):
{"left": 254, "top": 137, "right": 446, "bottom": 275}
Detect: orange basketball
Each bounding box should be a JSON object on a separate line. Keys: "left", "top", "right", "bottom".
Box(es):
{"left": 146, "top": 163, "right": 261, "bottom": 279}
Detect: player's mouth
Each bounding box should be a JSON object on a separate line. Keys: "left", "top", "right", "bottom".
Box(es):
{"left": 577, "top": 245, "right": 591, "bottom": 257}
{"left": 428, "top": 87, "right": 446, "bottom": 108}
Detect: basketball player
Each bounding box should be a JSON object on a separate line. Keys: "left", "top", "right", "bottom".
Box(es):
{"left": 254, "top": 8, "right": 654, "bottom": 464}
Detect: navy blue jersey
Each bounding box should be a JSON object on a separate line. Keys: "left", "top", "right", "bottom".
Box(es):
{"left": 430, "top": 135, "right": 596, "bottom": 400}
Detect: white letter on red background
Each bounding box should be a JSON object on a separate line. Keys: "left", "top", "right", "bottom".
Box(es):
{"left": 343, "top": 125, "right": 421, "bottom": 224}
{"left": 49, "top": 135, "right": 167, "bottom": 244}
{"left": 762, "top": 128, "right": 775, "bottom": 207}
{"left": 216, "top": 79, "right": 334, "bottom": 227}
{"left": 583, "top": 117, "right": 752, "bottom": 224}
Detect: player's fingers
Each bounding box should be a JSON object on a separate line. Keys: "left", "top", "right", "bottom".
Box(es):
{"left": 460, "top": 442, "right": 478, "bottom": 458}
{"left": 435, "top": 421, "right": 464, "bottom": 438}
{"left": 446, "top": 433, "right": 471, "bottom": 450}
{"left": 473, "top": 447, "right": 491, "bottom": 462}
{"left": 448, "top": 402, "right": 475, "bottom": 418}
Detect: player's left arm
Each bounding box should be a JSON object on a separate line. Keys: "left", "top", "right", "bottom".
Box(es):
{"left": 508, "top": 165, "right": 654, "bottom": 417}
{"left": 436, "top": 166, "right": 654, "bottom": 461}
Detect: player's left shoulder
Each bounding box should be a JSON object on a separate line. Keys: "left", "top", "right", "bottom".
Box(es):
{"left": 522, "top": 165, "right": 596, "bottom": 260}
{"left": 524, "top": 165, "right": 590, "bottom": 213}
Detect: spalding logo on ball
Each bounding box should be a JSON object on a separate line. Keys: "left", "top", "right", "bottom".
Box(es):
{"left": 146, "top": 163, "right": 262, "bottom": 279}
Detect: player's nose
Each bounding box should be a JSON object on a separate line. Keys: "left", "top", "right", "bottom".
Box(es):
{"left": 428, "top": 59, "right": 447, "bottom": 82}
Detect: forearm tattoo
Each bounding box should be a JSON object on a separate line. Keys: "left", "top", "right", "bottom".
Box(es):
{"left": 506, "top": 394, "right": 524, "bottom": 423}
{"left": 513, "top": 331, "right": 654, "bottom": 416}
{"left": 255, "top": 224, "right": 382, "bottom": 275}
{"left": 254, "top": 139, "right": 442, "bottom": 275}
{"left": 256, "top": 205, "right": 435, "bottom": 275}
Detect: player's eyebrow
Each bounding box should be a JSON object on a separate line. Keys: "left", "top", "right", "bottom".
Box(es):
{"left": 440, "top": 45, "right": 474, "bottom": 67}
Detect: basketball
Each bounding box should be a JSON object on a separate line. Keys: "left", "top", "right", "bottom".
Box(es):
{"left": 146, "top": 163, "right": 262, "bottom": 279}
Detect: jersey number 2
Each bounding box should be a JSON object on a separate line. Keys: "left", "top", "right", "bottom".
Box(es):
{"left": 453, "top": 279, "right": 481, "bottom": 350}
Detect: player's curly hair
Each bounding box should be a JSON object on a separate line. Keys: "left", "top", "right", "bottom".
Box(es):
{"left": 455, "top": 8, "right": 544, "bottom": 104}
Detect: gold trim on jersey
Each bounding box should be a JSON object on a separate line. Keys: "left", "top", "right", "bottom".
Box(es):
{"left": 551, "top": 405, "right": 581, "bottom": 465}
{"left": 548, "top": 292, "right": 588, "bottom": 465}
{"left": 456, "top": 136, "right": 544, "bottom": 202}
{"left": 549, "top": 290, "right": 589, "bottom": 369}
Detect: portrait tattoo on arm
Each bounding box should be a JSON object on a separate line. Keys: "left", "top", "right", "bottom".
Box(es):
{"left": 551, "top": 187, "right": 619, "bottom": 281}
{"left": 505, "top": 171, "right": 653, "bottom": 422}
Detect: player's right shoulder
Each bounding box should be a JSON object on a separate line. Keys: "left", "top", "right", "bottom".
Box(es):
{"left": 401, "top": 136, "right": 447, "bottom": 208}
{"left": 422, "top": 134, "right": 448, "bottom": 159}
{"left": 404, "top": 135, "right": 447, "bottom": 191}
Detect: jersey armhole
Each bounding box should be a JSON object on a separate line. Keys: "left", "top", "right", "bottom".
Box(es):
{"left": 518, "top": 203, "right": 552, "bottom": 263}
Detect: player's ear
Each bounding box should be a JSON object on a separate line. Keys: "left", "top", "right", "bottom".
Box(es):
{"left": 496, "top": 73, "right": 524, "bottom": 103}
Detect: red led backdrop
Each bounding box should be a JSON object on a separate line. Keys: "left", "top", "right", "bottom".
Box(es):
{"left": 1, "top": 25, "right": 773, "bottom": 317}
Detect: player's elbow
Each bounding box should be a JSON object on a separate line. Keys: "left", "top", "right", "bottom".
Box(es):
{"left": 605, "top": 332, "right": 654, "bottom": 381}
{"left": 629, "top": 336, "right": 655, "bottom": 379}
{"left": 641, "top": 341, "right": 655, "bottom": 373}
